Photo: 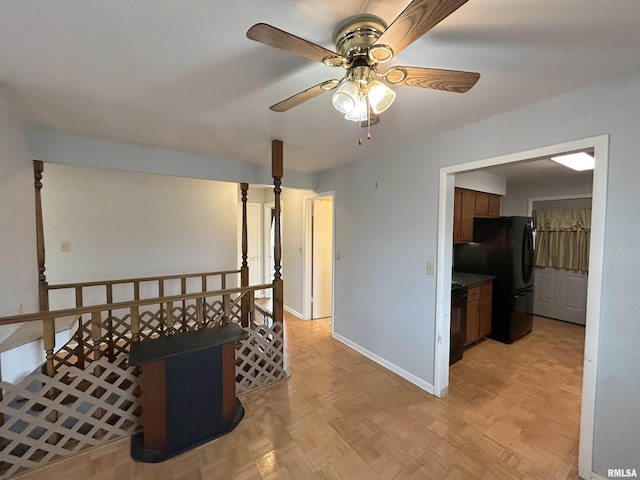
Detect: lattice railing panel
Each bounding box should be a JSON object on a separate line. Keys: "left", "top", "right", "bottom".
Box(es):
{"left": 236, "top": 314, "right": 285, "bottom": 394}
{"left": 2, "top": 299, "right": 286, "bottom": 479}
{"left": 0, "top": 356, "right": 139, "bottom": 479}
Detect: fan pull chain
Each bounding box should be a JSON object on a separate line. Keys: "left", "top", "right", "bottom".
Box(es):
{"left": 367, "top": 96, "right": 372, "bottom": 140}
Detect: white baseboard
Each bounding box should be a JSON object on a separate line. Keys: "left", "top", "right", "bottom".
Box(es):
{"left": 591, "top": 474, "right": 606, "bottom": 480}
{"left": 332, "top": 332, "right": 435, "bottom": 395}
{"left": 283, "top": 305, "right": 303, "bottom": 319}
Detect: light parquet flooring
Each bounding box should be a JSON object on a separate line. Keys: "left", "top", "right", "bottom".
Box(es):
{"left": 14, "top": 314, "right": 585, "bottom": 480}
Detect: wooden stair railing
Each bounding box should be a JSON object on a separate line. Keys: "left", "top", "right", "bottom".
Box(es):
{"left": 0, "top": 282, "right": 283, "bottom": 479}
{"left": 0, "top": 283, "right": 273, "bottom": 375}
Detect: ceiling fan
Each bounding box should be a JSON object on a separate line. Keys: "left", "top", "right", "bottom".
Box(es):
{"left": 246, "top": 0, "right": 480, "bottom": 143}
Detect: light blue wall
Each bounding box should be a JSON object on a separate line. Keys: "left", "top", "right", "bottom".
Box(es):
{"left": 317, "top": 70, "right": 640, "bottom": 475}
{"left": 0, "top": 101, "right": 38, "bottom": 318}
{"left": 27, "top": 127, "right": 317, "bottom": 190}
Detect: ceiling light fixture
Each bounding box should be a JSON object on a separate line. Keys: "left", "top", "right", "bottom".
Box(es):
{"left": 550, "top": 152, "right": 595, "bottom": 171}
{"left": 331, "top": 66, "right": 395, "bottom": 143}
{"left": 247, "top": 2, "right": 481, "bottom": 146}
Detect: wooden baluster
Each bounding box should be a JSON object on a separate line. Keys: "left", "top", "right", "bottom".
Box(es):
{"left": 240, "top": 182, "right": 250, "bottom": 327}
{"left": 75, "top": 317, "right": 85, "bottom": 370}
{"left": 90, "top": 311, "right": 104, "bottom": 422}
{"left": 272, "top": 140, "right": 284, "bottom": 325}
{"left": 75, "top": 286, "right": 83, "bottom": 308}
{"left": 42, "top": 318, "right": 56, "bottom": 375}
{"left": 106, "top": 284, "right": 115, "bottom": 360}
{"left": 91, "top": 311, "right": 102, "bottom": 364}
{"left": 221, "top": 273, "right": 226, "bottom": 290}
{"left": 249, "top": 290, "right": 255, "bottom": 327}
{"left": 196, "top": 298, "right": 204, "bottom": 329}
{"left": 75, "top": 286, "right": 85, "bottom": 368}
{"left": 222, "top": 294, "right": 231, "bottom": 325}
{"left": 159, "top": 279, "right": 165, "bottom": 334}
{"left": 181, "top": 277, "right": 187, "bottom": 331}
{"left": 131, "top": 306, "right": 140, "bottom": 343}
{"left": 134, "top": 281, "right": 140, "bottom": 301}
{"left": 166, "top": 301, "right": 174, "bottom": 334}
{"left": 34, "top": 160, "right": 56, "bottom": 376}
{"left": 201, "top": 275, "right": 208, "bottom": 322}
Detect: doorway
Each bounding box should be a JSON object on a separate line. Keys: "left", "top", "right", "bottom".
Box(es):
{"left": 530, "top": 196, "right": 592, "bottom": 325}
{"left": 303, "top": 193, "right": 335, "bottom": 324}
{"left": 434, "top": 135, "right": 608, "bottom": 478}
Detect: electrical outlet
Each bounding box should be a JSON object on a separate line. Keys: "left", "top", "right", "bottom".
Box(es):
{"left": 427, "top": 261, "right": 436, "bottom": 276}
{"left": 59, "top": 241, "right": 70, "bottom": 252}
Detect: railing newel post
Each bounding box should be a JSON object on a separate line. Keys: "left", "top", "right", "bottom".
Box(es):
{"left": 272, "top": 140, "right": 284, "bottom": 325}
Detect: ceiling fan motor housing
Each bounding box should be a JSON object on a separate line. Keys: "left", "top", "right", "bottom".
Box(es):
{"left": 333, "top": 15, "right": 391, "bottom": 64}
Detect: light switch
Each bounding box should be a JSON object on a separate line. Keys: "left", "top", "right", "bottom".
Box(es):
{"left": 59, "top": 241, "right": 70, "bottom": 252}
{"left": 427, "top": 261, "right": 435, "bottom": 276}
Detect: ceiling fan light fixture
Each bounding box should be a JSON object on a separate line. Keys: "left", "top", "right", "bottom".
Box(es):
{"left": 331, "top": 79, "right": 359, "bottom": 114}
{"left": 344, "top": 95, "right": 369, "bottom": 122}
{"left": 367, "top": 80, "right": 395, "bottom": 114}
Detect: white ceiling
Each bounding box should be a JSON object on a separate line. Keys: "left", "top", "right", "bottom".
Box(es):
{"left": 481, "top": 157, "right": 595, "bottom": 183}
{"left": 1, "top": 0, "right": 640, "bottom": 173}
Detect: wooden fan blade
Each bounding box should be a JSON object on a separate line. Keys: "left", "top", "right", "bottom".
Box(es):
{"left": 389, "top": 66, "right": 479, "bottom": 93}
{"left": 375, "top": 0, "right": 468, "bottom": 55}
{"left": 270, "top": 80, "right": 340, "bottom": 112}
{"left": 247, "top": 23, "right": 339, "bottom": 63}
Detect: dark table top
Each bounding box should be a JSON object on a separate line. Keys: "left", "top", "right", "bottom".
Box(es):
{"left": 129, "top": 322, "right": 249, "bottom": 366}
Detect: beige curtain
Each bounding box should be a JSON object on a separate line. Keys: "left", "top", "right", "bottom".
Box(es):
{"left": 534, "top": 208, "right": 591, "bottom": 271}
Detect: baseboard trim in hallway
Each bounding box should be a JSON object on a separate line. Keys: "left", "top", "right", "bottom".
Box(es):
{"left": 332, "top": 331, "right": 435, "bottom": 395}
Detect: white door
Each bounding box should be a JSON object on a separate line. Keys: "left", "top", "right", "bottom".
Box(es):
{"left": 531, "top": 198, "right": 591, "bottom": 325}
{"left": 534, "top": 267, "right": 588, "bottom": 325}
{"left": 237, "top": 203, "right": 262, "bottom": 288}
{"left": 311, "top": 198, "right": 333, "bottom": 319}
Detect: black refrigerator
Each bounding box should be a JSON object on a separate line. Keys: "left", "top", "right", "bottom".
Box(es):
{"left": 453, "top": 216, "right": 535, "bottom": 344}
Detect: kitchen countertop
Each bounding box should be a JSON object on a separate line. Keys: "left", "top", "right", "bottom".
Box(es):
{"left": 452, "top": 271, "right": 495, "bottom": 289}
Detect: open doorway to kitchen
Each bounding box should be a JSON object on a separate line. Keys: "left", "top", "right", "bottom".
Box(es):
{"left": 303, "top": 193, "right": 335, "bottom": 331}
{"left": 434, "top": 135, "right": 608, "bottom": 479}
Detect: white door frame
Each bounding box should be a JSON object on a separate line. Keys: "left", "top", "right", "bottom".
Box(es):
{"left": 434, "top": 134, "right": 608, "bottom": 479}
{"left": 303, "top": 191, "right": 336, "bottom": 323}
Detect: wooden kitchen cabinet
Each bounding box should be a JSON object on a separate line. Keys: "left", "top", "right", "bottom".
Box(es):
{"left": 479, "top": 282, "right": 493, "bottom": 338}
{"left": 474, "top": 192, "right": 490, "bottom": 216}
{"left": 488, "top": 194, "right": 501, "bottom": 217}
{"left": 465, "top": 286, "right": 481, "bottom": 345}
{"left": 460, "top": 190, "right": 476, "bottom": 242}
{"left": 453, "top": 188, "right": 501, "bottom": 243}
{"left": 465, "top": 281, "right": 493, "bottom": 346}
{"left": 453, "top": 188, "right": 463, "bottom": 243}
